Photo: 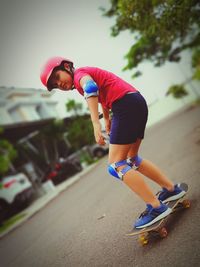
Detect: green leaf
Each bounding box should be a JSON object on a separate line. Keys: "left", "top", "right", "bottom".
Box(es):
{"left": 166, "top": 84, "right": 188, "bottom": 99}
{"left": 102, "top": 0, "right": 200, "bottom": 95}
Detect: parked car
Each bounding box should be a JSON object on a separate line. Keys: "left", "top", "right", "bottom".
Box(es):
{"left": 82, "top": 133, "right": 109, "bottom": 159}
{"left": 87, "top": 143, "right": 109, "bottom": 158}
{"left": 92, "top": 132, "right": 109, "bottom": 158}
{"left": 0, "top": 173, "right": 34, "bottom": 224}
{"left": 42, "top": 157, "right": 83, "bottom": 186}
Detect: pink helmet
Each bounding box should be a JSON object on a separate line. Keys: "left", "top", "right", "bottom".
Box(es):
{"left": 40, "top": 56, "right": 74, "bottom": 90}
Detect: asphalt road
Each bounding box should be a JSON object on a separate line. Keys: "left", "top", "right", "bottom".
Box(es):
{"left": 1, "top": 105, "right": 200, "bottom": 267}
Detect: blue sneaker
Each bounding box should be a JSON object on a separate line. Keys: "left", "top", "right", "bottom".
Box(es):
{"left": 157, "top": 184, "right": 186, "bottom": 203}
{"left": 134, "top": 202, "right": 172, "bottom": 229}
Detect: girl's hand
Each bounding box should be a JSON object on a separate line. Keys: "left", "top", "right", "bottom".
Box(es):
{"left": 93, "top": 122, "right": 105, "bottom": 145}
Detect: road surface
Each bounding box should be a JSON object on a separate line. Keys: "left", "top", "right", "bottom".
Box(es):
{"left": 1, "top": 105, "right": 200, "bottom": 267}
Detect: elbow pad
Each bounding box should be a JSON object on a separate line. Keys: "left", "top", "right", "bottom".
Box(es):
{"left": 83, "top": 80, "right": 99, "bottom": 99}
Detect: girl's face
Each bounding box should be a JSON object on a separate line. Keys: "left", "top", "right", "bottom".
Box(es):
{"left": 49, "top": 64, "right": 73, "bottom": 91}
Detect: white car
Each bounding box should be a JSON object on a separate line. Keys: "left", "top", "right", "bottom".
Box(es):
{"left": 0, "top": 173, "right": 34, "bottom": 223}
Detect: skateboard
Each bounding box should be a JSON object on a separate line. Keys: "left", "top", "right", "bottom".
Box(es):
{"left": 126, "top": 183, "right": 190, "bottom": 246}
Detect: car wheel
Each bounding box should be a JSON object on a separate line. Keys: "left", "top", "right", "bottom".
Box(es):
{"left": 93, "top": 148, "right": 105, "bottom": 158}
{"left": 74, "top": 162, "right": 83, "bottom": 172}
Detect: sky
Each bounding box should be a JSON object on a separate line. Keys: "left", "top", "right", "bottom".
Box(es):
{"left": 0, "top": 0, "right": 194, "bottom": 116}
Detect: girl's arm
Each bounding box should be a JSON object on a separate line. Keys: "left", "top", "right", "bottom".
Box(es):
{"left": 101, "top": 105, "right": 109, "bottom": 120}
{"left": 80, "top": 76, "right": 105, "bottom": 145}
{"left": 101, "top": 104, "right": 111, "bottom": 136}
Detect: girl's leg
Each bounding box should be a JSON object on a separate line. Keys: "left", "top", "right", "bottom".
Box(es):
{"left": 108, "top": 143, "right": 160, "bottom": 208}
{"left": 127, "top": 138, "right": 174, "bottom": 191}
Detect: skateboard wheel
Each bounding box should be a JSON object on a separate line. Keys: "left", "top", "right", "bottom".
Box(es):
{"left": 159, "top": 227, "right": 168, "bottom": 238}
{"left": 139, "top": 234, "right": 149, "bottom": 246}
{"left": 182, "top": 199, "right": 191, "bottom": 209}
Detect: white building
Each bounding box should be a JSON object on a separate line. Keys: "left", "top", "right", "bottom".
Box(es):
{"left": 0, "top": 87, "right": 59, "bottom": 125}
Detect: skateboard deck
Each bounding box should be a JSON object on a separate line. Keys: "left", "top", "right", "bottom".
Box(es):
{"left": 126, "top": 183, "right": 190, "bottom": 245}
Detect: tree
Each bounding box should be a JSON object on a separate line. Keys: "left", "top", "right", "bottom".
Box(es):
{"left": 192, "top": 47, "right": 200, "bottom": 80}
{"left": 40, "top": 119, "right": 68, "bottom": 162}
{"left": 166, "top": 84, "right": 188, "bottom": 99}
{"left": 66, "top": 99, "right": 83, "bottom": 117}
{"left": 66, "top": 117, "right": 94, "bottom": 150}
{"left": 102, "top": 1, "right": 200, "bottom": 85}
{"left": 0, "top": 128, "right": 17, "bottom": 176}
{"left": 66, "top": 99, "right": 94, "bottom": 151}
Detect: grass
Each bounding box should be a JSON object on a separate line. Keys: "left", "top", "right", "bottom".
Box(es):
{"left": 192, "top": 98, "right": 200, "bottom": 106}
{"left": 0, "top": 213, "right": 26, "bottom": 234}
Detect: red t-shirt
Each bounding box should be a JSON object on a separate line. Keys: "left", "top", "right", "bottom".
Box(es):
{"left": 73, "top": 67, "right": 138, "bottom": 109}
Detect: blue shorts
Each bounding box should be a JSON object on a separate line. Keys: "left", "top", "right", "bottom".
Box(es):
{"left": 110, "top": 92, "right": 148, "bottom": 144}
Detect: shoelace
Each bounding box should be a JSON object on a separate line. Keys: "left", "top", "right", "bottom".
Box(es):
{"left": 156, "top": 188, "right": 168, "bottom": 197}
{"left": 156, "top": 189, "right": 166, "bottom": 196}
{"left": 139, "top": 206, "right": 153, "bottom": 218}
{"left": 156, "top": 191, "right": 161, "bottom": 196}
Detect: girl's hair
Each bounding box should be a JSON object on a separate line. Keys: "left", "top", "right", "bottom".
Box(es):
{"left": 53, "top": 60, "right": 74, "bottom": 73}
{"left": 47, "top": 60, "right": 75, "bottom": 89}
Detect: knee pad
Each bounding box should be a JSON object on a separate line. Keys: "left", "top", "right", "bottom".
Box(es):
{"left": 108, "top": 160, "right": 132, "bottom": 180}
{"left": 127, "top": 155, "right": 143, "bottom": 170}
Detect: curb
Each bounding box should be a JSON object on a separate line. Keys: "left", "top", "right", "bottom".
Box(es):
{"left": 0, "top": 160, "right": 101, "bottom": 239}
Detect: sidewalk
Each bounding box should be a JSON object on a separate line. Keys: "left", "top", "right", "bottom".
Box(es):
{"left": 0, "top": 161, "right": 101, "bottom": 239}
